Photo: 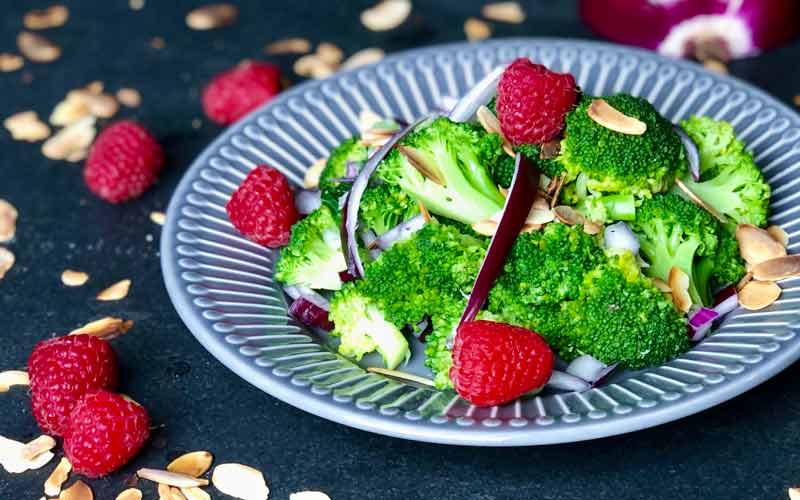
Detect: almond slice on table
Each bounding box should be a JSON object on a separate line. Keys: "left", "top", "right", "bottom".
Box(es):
{"left": 303, "top": 158, "right": 327, "bottom": 189}
{"left": 0, "top": 248, "right": 15, "bottom": 280}
{"left": 69, "top": 316, "right": 133, "bottom": 339}
{"left": 0, "top": 53, "right": 24, "bottom": 72}
{"left": 341, "top": 47, "right": 385, "bottom": 71}
{"left": 316, "top": 42, "right": 344, "bottom": 66}
{"left": 587, "top": 98, "right": 647, "bottom": 135}
{"left": 212, "top": 463, "right": 270, "bottom": 500}
{"left": 0, "top": 435, "right": 54, "bottom": 473}
{"left": 17, "top": 31, "right": 61, "bottom": 63}
{"left": 96, "top": 279, "right": 132, "bottom": 301}
{"left": 360, "top": 0, "right": 411, "bottom": 31}
{"left": 61, "top": 269, "right": 89, "bottom": 287}
{"left": 150, "top": 211, "right": 167, "bottom": 225}
{"left": 668, "top": 266, "right": 692, "bottom": 313}
{"left": 138, "top": 468, "right": 209, "bottom": 488}
{"left": 736, "top": 224, "right": 787, "bottom": 265}
{"left": 186, "top": 3, "right": 238, "bottom": 30}
{"left": 293, "top": 54, "right": 335, "bottom": 80}
{"left": 464, "top": 17, "right": 492, "bottom": 42}
{"left": 167, "top": 451, "right": 213, "bottom": 477}
{"left": 24, "top": 5, "right": 69, "bottom": 30}
{"left": 290, "top": 492, "right": 331, "bottom": 500}
{"left": 116, "top": 88, "right": 142, "bottom": 108}
{"left": 790, "top": 487, "right": 800, "bottom": 500}
{"left": 45, "top": 457, "right": 72, "bottom": 496}
{"left": 264, "top": 37, "right": 311, "bottom": 55}
{"left": 751, "top": 255, "right": 800, "bottom": 281}
{"left": 0, "top": 199, "right": 18, "bottom": 242}
{"left": 21, "top": 435, "right": 56, "bottom": 461}
{"left": 115, "top": 488, "right": 142, "bottom": 500}
{"left": 4, "top": 111, "right": 50, "bottom": 142}
{"left": 60, "top": 480, "right": 92, "bottom": 500}
{"left": 41, "top": 116, "right": 96, "bottom": 162}
{"left": 767, "top": 225, "right": 789, "bottom": 248}
{"left": 180, "top": 487, "right": 210, "bottom": 500}
{"left": 0, "top": 370, "right": 29, "bottom": 392}
{"left": 481, "top": 1, "right": 526, "bottom": 23}
{"left": 739, "top": 280, "right": 781, "bottom": 310}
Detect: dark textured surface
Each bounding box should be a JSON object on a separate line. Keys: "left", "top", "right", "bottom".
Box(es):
{"left": 1, "top": 1, "right": 799, "bottom": 499}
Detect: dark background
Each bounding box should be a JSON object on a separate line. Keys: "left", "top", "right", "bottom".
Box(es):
{"left": 2, "top": 1, "right": 800, "bottom": 499}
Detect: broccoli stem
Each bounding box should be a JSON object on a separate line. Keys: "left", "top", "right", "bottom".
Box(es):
{"left": 600, "top": 193, "right": 636, "bottom": 221}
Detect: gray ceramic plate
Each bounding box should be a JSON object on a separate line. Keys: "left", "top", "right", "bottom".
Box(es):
{"left": 162, "top": 39, "right": 800, "bottom": 446}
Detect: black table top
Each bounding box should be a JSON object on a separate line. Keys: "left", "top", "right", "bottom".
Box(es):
{"left": 2, "top": 1, "right": 800, "bottom": 499}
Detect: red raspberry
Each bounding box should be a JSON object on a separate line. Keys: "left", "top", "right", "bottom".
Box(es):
{"left": 450, "top": 320, "right": 553, "bottom": 407}
{"left": 64, "top": 390, "right": 150, "bottom": 477}
{"left": 226, "top": 165, "right": 298, "bottom": 247}
{"left": 496, "top": 58, "right": 578, "bottom": 145}
{"left": 83, "top": 120, "right": 165, "bottom": 203}
{"left": 202, "top": 60, "right": 282, "bottom": 125}
{"left": 27, "top": 335, "right": 118, "bottom": 436}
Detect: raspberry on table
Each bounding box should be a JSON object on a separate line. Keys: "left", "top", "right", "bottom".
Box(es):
{"left": 83, "top": 120, "right": 164, "bottom": 203}
{"left": 226, "top": 165, "right": 298, "bottom": 248}
{"left": 496, "top": 57, "right": 578, "bottom": 145}
{"left": 202, "top": 60, "right": 282, "bottom": 125}
{"left": 27, "top": 334, "right": 118, "bottom": 436}
{"left": 450, "top": 320, "right": 554, "bottom": 407}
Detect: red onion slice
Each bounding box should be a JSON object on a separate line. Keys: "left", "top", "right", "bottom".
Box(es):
{"left": 688, "top": 290, "right": 739, "bottom": 341}
{"left": 545, "top": 370, "right": 591, "bottom": 393}
{"left": 345, "top": 160, "right": 360, "bottom": 178}
{"left": 284, "top": 285, "right": 334, "bottom": 331}
{"left": 295, "top": 189, "right": 321, "bottom": 215}
{"left": 566, "top": 355, "right": 607, "bottom": 383}
{"left": 375, "top": 214, "right": 426, "bottom": 250}
{"left": 674, "top": 124, "right": 701, "bottom": 181}
{"left": 604, "top": 222, "right": 640, "bottom": 254}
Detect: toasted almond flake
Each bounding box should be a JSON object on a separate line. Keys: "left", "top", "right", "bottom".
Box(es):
{"left": 24, "top": 5, "right": 69, "bottom": 30}
{"left": 60, "top": 480, "right": 92, "bottom": 500}
{"left": 739, "top": 280, "right": 781, "bottom": 310}
{"left": 737, "top": 271, "right": 753, "bottom": 291}
{"left": 316, "top": 42, "right": 344, "bottom": 66}
{"left": 481, "top": 1, "right": 526, "bottom": 23}
{"left": 150, "top": 211, "right": 167, "bottom": 225}
{"left": 736, "top": 224, "right": 787, "bottom": 265}
{"left": 115, "top": 488, "right": 142, "bottom": 500}
{"left": 293, "top": 54, "right": 335, "bottom": 79}
{"left": 553, "top": 205, "right": 585, "bottom": 226}
{"left": 0, "top": 247, "right": 15, "bottom": 279}
{"left": 17, "top": 31, "right": 61, "bottom": 63}
{"left": 550, "top": 174, "right": 566, "bottom": 209}
{"left": 360, "top": 0, "right": 411, "bottom": 31}
{"left": 45, "top": 457, "right": 72, "bottom": 496}
{"left": 167, "top": 451, "right": 213, "bottom": 477}
{"left": 85, "top": 81, "right": 103, "bottom": 94}
{"left": 61, "top": 269, "right": 89, "bottom": 286}
{"left": 170, "top": 488, "right": 188, "bottom": 500}
{"left": 582, "top": 220, "right": 603, "bottom": 235}
{"left": 150, "top": 36, "right": 166, "bottom": 49}
{"left": 21, "top": 435, "right": 56, "bottom": 461}
{"left": 464, "top": 17, "right": 492, "bottom": 42}
{"left": 652, "top": 277, "right": 672, "bottom": 293}
{"left": 790, "top": 487, "right": 800, "bottom": 500}
{"left": 116, "top": 88, "right": 142, "bottom": 108}
{"left": 212, "top": 464, "right": 269, "bottom": 500}
{"left": 703, "top": 59, "right": 728, "bottom": 75}
{"left": 158, "top": 483, "right": 172, "bottom": 500}
{"left": 0, "top": 435, "right": 53, "bottom": 473}
{"left": 129, "top": 0, "right": 145, "bottom": 10}
{"left": 51, "top": 89, "right": 119, "bottom": 124}
{"left": 476, "top": 106, "right": 501, "bottom": 135}
{"left": 0, "top": 370, "right": 29, "bottom": 392}
{"left": 290, "top": 492, "right": 331, "bottom": 500}
{"left": 264, "top": 37, "right": 311, "bottom": 55}
{"left": 521, "top": 223, "right": 543, "bottom": 233}
{"left": 97, "top": 279, "right": 132, "bottom": 301}
{"left": 0, "top": 53, "right": 24, "bottom": 72}
{"left": 69, "top": 316, "right": 133, "bottom": 340}
{"left": 668, "top": 266, "right": 692, "bottom": 313}
{"left": 526, "top": 208, "right": 555, "bottom": 225}
{"left": 137, "top": 468, "right": 209, "bottom": 488}
{"left": 674, "top": 178, "right": 727, "bottom": 224}
{"left": 42, "top": 116, "right": 97, "bottom": 162}
{"left": 417, "top": 201, "right": 431, "bottom": 223}
{"left": 341, "top": 48, "right": 385, "bottom": 70}
{"left": 471, "top": 219, "right": 497, "bottom": 236}
{"left": 180, "top": 487, "right": 210, "bottom": 500}
{"left": 794, "top": 96, "right": 800, "bottom": 108}
{"left": 0, "top": 199, "right": 17, "bottom": 243}
{"left": 751, "top": 255, "right": 800, "bottom": 281}
{"left": 587, "top": 98, "right": 647, "bottom": 135}
{"left": 532, "top": 197, "right": 550, "bottom": 211}
{"left": 4, "top": 110, "right": 51, "bottom": 142}
{"left": 398, "top": 145, "right": 445, "bottom": 185}
{"left": 367, "top": 367, "right": 436, "bottom": 387}
{"left": 767, "top": 225, "right": 789, "bottom": 248}
{"left": 303, "top": 158, "right": 327, "bottom": 189}
{"left": 186, "top": 4, "right": 238, "bottom": 30}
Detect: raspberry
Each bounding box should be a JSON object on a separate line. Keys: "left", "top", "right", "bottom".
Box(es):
{"left": 202, "top": 60, "right": 282, "bottom": 125}
{"left": 64, "top": 390, "right": 150, "bottom": 477}
{"left": 226, "top": 165, "right": 298, "bottom": 247}
{"left": 28, "top": 335, "right": 118, "bottom": 436}
{"left": 496, "top": 58, "right": 578, "bottom": 145}
{"left": 450, "top": 320, "right": 553, "bottom": 407}
{"left": 83, "top": 120, "right": 164, "bottom": 203}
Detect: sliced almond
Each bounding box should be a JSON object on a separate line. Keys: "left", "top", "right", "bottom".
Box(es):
{"left": 290, "top": 492, "right": 331, "bottom": 500}
{"left": 767, "top": 225, "right": 789, "bottom": 248}
{"left": 85, "top": 81, "right": 104, "bottom": 95}
{"left": 739, "top": 280, "right": 781, "bottom": 310}
{"left": 587, "top": 98, "right": 647, "bottom": 135}
{"left": 532, "top": 197, "right": 550, "bottom": 211}
{"left": 521, "top": 223, "right": 543, "bottom": 233}
{"left": 60, "top": 480, "right": 92, "bottom": 500}
{"left": 303, "top": 158, "right": 327, "bottom": 189}
{"left": 0, "top": 435, "right": 53, "bottom": 473}
{"left": 358, "top": 109, "right": 383, "bottom": 134}
{"left": 61, "top": 269, "right": 89, "bottom": 287}
{"left": 116, "top": 88, "right": 142, "bottom": 108}
{"left": 45, "top": 457, "right": 72, "bottom": 496}
{"left": 360, "top": 0, "right": 411, "bottom": 31}
{"left": 4, "top": 110, "right": 50, "bottom": 142}
{"left": 0, "top": 199, "right": 18, "bottom": 243}
{"left": 42, "top": 116, "right": 97, "bottom": 162}
{"left": 115, "top": 488, "right": 143, "bottom": 500}
{"left": 790, "top": 487, "right": 800, "bottom": 500}
{"left": 397, "top": 145, "right": 445, "bottom": 185}
{"left": 180, "top": 487, "right": 210, "bottom": 500}
{"left": 167, "top": 451, "right": 213, "bottom": 477}
{"left": 97, "top": 279, "right": 132, "bottom": 301}
{"left": 549, "top": 174, "right": 566, "bottom": 209}
{"left": 668, "top": 266, "right": 692, "bottom": 313}
{"left": 476, "top": 106, "right": 505, "bottom": 141}
{"left": 481, "top": 2, "right": 526, "bottom": 23}
{"left": 293, "top": 54, "right": 335, "bottom": 80}
{"left": 471, "top": 219, "right": 497, "bottom": 236}
{"left": 129, "top": 0, "right": 145, "bottom": 10}
{"left": 137, "top": 468, "right": 209, "bottom": 488}
{"left": 464, "top": 17, "right": 492, "bottom": 42}
{"left": 264, "top": 38, "right": 311, "bottom": 55}
{"left": 21, "top": 435, "right": 56, "bottom": 461}
{"left": 703, "top": 60, "right": 728, "bottom": 75}
{"left": 186, "top": 4, "right": 238, "bottom": 30}
{"left": 736, "top": 224, "right": 787, "bottom": 265}
{"left": 674, "top": 178, "right": 727, "bottom": 224}
{"left": 52, "top": 89, "right": 119, "bottom": 124}
{"left": 526, "top": 208, "right": 555, "bottom": 225}
{"left": 212, "top": 463, "right": 270, "bottom": 500}
{"left": 150, "top": 36, "right": 166, "bottom": 50}
{"left": 69, "top": 316, "right": 133, "bottom": 339}
{"left": 17, "top": 31, "right": 61, "bottom": 63}
{"left": 0, "top": 247, "right": 15, "bottom": 280}
{"left": 651, "top": 277, "right": 673, "bottom": 293}
{"left": 316, "top": 42, "right": 344, "bottom": 66}
{"left": 553, "top": 205, "right": 585, "bottom": 226}
{"left": 0, "top": 370, "right": 29, "bottom": 392}
{"left": 170, "top": 488, "right": 188, "bottom": 500}
{"left": 158, "top": 483, "right": 172, "bottom": 500}
{"left": 341, "top": 48, "right": 384, "bottom": 71}
{"left": 737, "top": 271, "right": 753, "bottom": 291}
{"left": 0, "top": 53, "right": 24, "bottom": 72}
{"left": 150, "top": 211, "right": 167, "bottom": 226}
{"left": 751, "top": 255, "right": 800, "bottom": 281}
{"left": 417, "top": 201, "right": 431, "bottom": 223}
{"left": 24, "top": 5, "right": 69, "bottom": 30}
{"left": 583, "top": 220, "right": 603, "bottom": 235}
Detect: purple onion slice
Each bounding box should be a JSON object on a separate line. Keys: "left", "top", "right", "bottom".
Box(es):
{"left": 674, "top": 124, "right": 701, "bottom": 181}
{"left": 545, "top": 370, "right": 591, "bottom": 393}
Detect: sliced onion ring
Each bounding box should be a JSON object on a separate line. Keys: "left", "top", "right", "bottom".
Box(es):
{"left": 566, "top": 355, "right": 607, "bottom": 383}
{"left": 687, "top": 290, "right": 739, "bottom": 342}
{"left": 603, "top": 221, "right": 640, "bottom": 254}
{"left": 284, "top": 285, "right": 334, "bottom": 331}
{"left": 674, "top": 124, "right": 700, "bottom": 181}
{"left": 295, "top": 189, "right": 321, "bottom": 215}
{"left": 375, "top": 214, "right": 426, "bottom": 250}
{"left": 545, "top": 370, "right": 591, "bottom": 392}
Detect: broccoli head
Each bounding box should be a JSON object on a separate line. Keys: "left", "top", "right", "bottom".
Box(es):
{"left": 515, "top": 143, "right": 566, "bottom": 180}
{"left": 319, "top": 137, "right": 368, "bottom": 210}
{"left": 632, "top": 192, "right": 719, "bottom": 306}
{"left": 702, "top": 222, "right": 747, "bottom": 291}
{"left": 359, "top": 183, "right": 419, "bottom": 235}
{"left": 679, "top": 115, "right": 770, "bottom": 227}
{"left": 275, "top": 205, "right": 346, "bottom": 290}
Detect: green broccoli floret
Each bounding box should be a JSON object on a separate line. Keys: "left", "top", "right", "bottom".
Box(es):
{"left": 565, "top": 252, "right": 690, "bottom": 368}
{"left": 319, "top": 137, "right": 368, "bottom": 210}
{"left": 679, "top": 115, "right": 770, "bottom": 227}
{"left": 275, "top": 205, "right": 346, "bottom": 290}
{"left": 359, "top": 183, "right": 419, "bottom": 235}
{"left": 328, "top": 283, "right": 410, "bottom": 369}
{"left": 632, "top": 192, "right": 719, "bottom": 306}
{"left": 377, "top": 117, "right": 506, "bottom": 224}
{"left": 486, "top": 96, "right": 496, "bottom": 114}
{"left": 516, "top": 143, "right": 566, "bottom": 179}
{"left": 702, "top": 222, "right": 747, "bottom": 290}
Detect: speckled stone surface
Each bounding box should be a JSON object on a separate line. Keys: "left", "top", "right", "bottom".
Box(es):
{"left": 1, "top": 1, "right": 800, "bottom": 499}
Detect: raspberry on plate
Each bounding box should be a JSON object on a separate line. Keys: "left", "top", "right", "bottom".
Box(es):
{"left": 496, "top": 57, "right": 578, "bottom": 145}
{"left": 64, "top": 390, "right": 150, "bottom": 477}
{"left": 202, "top": 60, "right": 282, "bottom": 125}
{"left": 27, "top": 334, "right": 118, "bottom": 436}
{"left": 83, "top": 120, "right": 165, "bottom": 203}
{"left": 226, "top": 165, "right": 298, "bottom": 248}
{"left": 450, "top": 320, "right": 554, "bottom": 407}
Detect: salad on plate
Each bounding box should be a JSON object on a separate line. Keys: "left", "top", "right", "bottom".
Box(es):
{"left": 223, "top": 58, "right": 798, "bottom": 407}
